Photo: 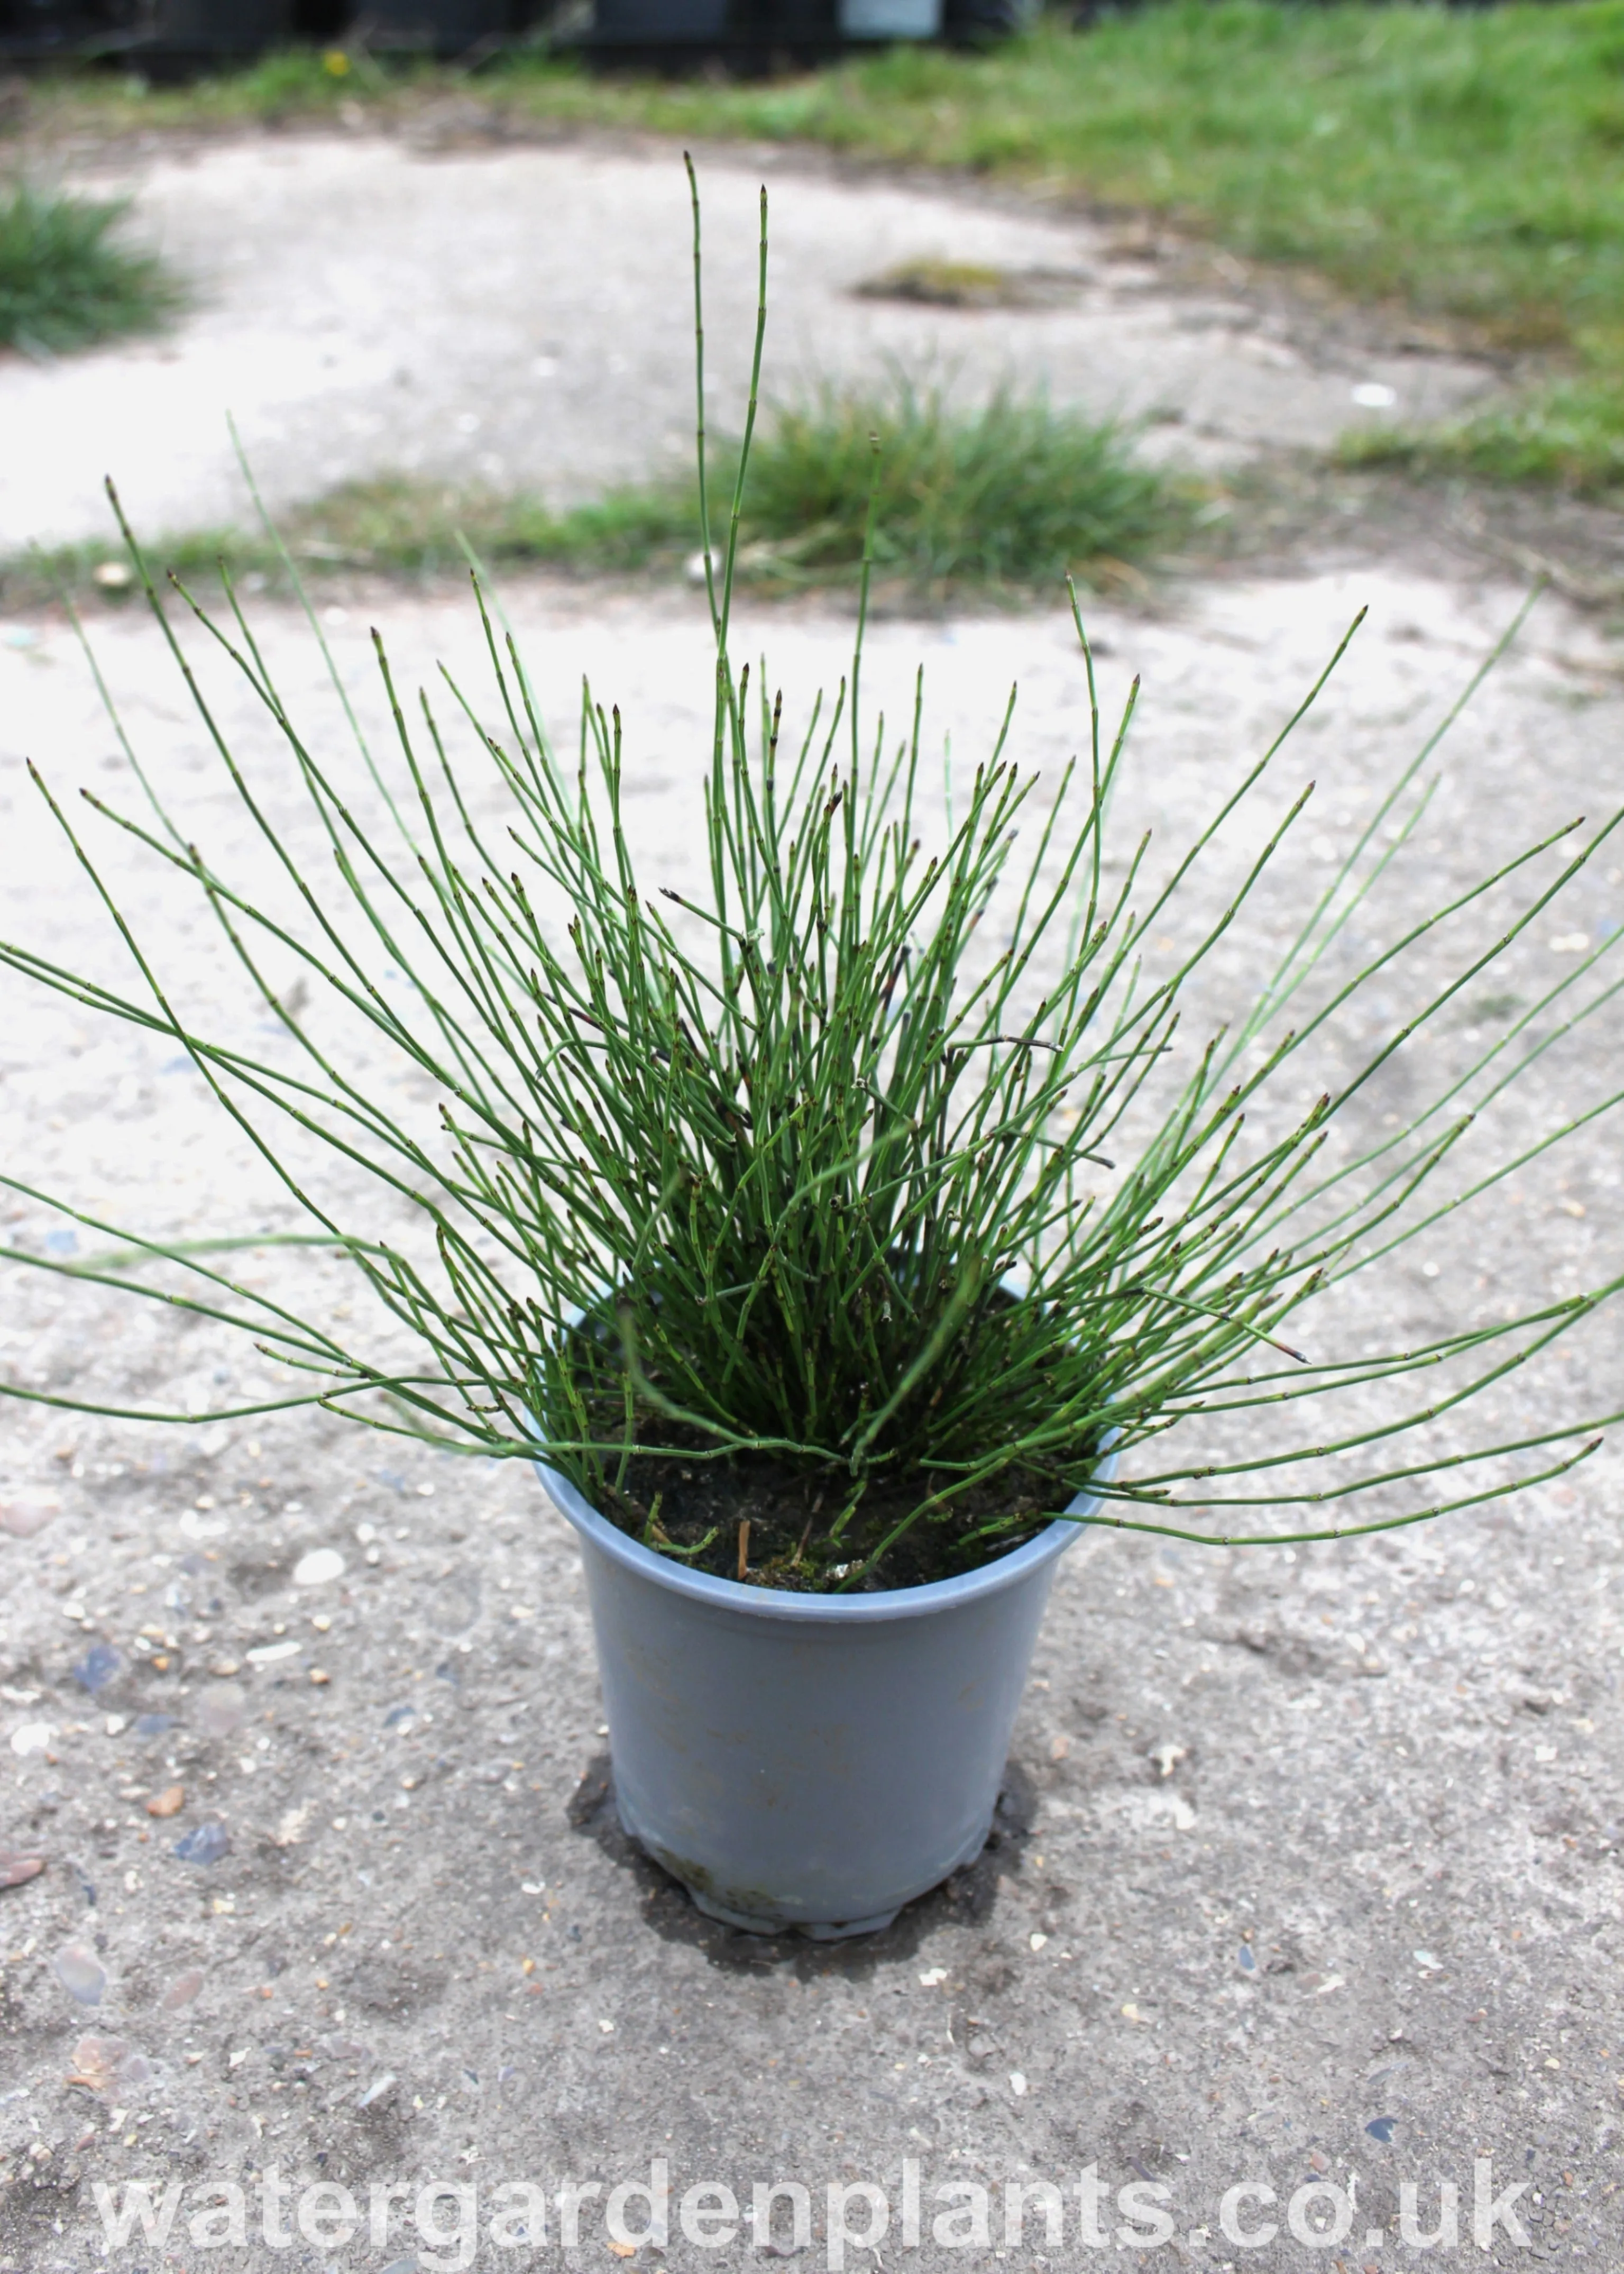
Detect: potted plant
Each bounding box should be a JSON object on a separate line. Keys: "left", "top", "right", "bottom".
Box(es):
{"left": 4, "top": 177, "right": 1619, "bottom": 1938}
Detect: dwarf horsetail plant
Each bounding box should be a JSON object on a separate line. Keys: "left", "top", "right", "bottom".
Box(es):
{"left": 2, "top": 169, "right": 1622, "bottom": 1593}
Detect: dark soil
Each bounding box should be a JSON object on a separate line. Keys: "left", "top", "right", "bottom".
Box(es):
{"left": 595, "top": 1426, "right": 1080, "bottom": 1594}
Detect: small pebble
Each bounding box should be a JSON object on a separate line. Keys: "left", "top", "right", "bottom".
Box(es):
{"left": 52, "top": 1943, "right": 107, "bottom": 2006}
{"left": 145, "top": 1785, "right": 185, "bottom": 1819}
{"left": 134, "top": 1713, "right": 177, "bottom": 1738}
{"left": 172, "top": 1821, "right": 231, "bottom": 1866}
{"left": 293, "top": 1547, "right": 346, "bottom": 1586}
{"left": 1009, "top": 2071, "right": 1027, "bottom": 2097}
{"left": 1366, "top": 2116, "right": 1397, "bottom": 2143}
{"left": 0, "top": 1850, "right": 45, "bottom": 1888}
{"left": 72, "top": 1644, "right": 121, "bottom": 1695}
{"left": 69, "top": 2034, "right": 146, "bottom": 2094}
{"left": 357, "top": 2072, "right": 397, "bottom": 2110}
{"left": 10, "top": 1722, "right": 53, "bottom": 1757}
{"left": 68, "top": 2033, "right": 129, "bottom": 2093}
{"left": 309, "top": 1668, "right": 331, "bottom": 1686}
{"left": 0, "top": 1496, "right": 57, "bottom": 1537}
{"left": 161, "top": 1968, "right": 204, "bottom": 2011}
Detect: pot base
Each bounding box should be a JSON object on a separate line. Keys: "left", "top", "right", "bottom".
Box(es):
{"left": 687, "top": 1887, "right": 902, "bottom": 1939}
{"left": 625, "top": 1792, "right": 993, "bottom": 1940}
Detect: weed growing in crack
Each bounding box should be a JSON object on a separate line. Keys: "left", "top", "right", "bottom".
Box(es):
{"left": 0, "top": 182, "right": 180, "bottom": 357}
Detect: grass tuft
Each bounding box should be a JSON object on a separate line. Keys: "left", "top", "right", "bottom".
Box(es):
{"left": 3, "top": 479, "right": 699, "bottom": 609}
{"left": 284, "top": 473, "right": 700, "bottom": 579}
{"left": 1341, "top": 358, "right": 1624, "bottom": 499}
{"left": 6, "top": 384, "right": 1179, "bottom": 608}
{"left": 856, "top": 259, "right": 1029, "bottom": 308}
{"left": 723, "top": 377, "right": 1178, "bottom": 593}
{"left": 0, "top": 183, "right": 180, "bottom": 357}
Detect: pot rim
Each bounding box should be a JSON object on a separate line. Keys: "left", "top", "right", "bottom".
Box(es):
{"left": 533, "top": 1445, "right": 1121, "bottom": 1625}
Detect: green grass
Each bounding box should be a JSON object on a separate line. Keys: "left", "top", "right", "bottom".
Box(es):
{"left": 37, "top": 1, "right": 1620, "bottom": 491}
{"left": 1341, "top": 362, "right": 1624, "bottom": 495}
{"left": 5, "top": 381, "right": 1178, "bottom": 607}
{"left": 485, "top": 2, "right": 1621, "bottom": 351}
{"left": 0, "top": 183, "right": 180, "bottom": 356}
{"left": 724, "top": 379, "right": 1177, "bottom": 592}
{"left": 284, "top": 473, "right": 699, "bottom": 579}
{"left": 0, "top": 480, "right": 694, "bottom": 610}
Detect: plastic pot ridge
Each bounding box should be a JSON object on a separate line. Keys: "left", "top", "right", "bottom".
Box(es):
{"left": 535, "top": 1454, "right": 1117, "bottom": 1937}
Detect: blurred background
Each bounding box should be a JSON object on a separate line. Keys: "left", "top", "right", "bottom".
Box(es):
{"left": 0, "top": 0, "right": 1033, "bottom": 69}
{"left": 0, "top": 0, "right": 1614, "bottom": 609}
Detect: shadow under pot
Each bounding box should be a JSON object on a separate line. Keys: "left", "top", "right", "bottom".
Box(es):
{"left": 535, "top": 1453, "right": 1116, "bottom": 1938}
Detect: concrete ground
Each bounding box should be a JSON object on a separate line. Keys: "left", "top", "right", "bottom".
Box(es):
{"left": 0, "top": 129, "right": 1622, "bottom": 2274}
{"left": 0, "top": 135, "right": 1499, "bottom": 552}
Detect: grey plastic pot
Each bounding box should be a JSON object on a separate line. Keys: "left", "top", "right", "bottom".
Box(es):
{"left": 535, "top": 1454, "right": 1117, "bottom": 1938}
